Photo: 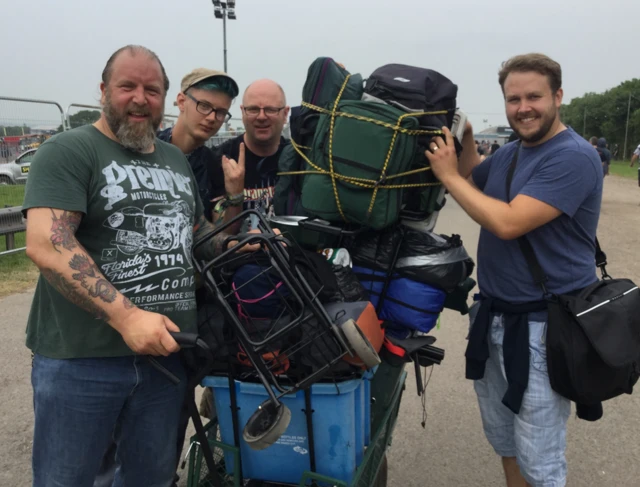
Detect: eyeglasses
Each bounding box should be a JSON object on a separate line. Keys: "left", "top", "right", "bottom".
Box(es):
{"left": 185, "top": 92, "right": 231, "bottom": 123}
{"left": 243, "top": 106, "right": 286, "bottom": 117}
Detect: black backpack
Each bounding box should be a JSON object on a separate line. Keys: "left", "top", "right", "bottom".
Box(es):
{"left": 364, "top": 64, "right": 458, "bottom": 218}
{"left": 364, "top": 63, "right": 458, "bottom": 132}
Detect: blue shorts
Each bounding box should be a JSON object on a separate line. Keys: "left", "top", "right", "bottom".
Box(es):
{"left": 472, "top": 313, "right": 571, "bottom": 487}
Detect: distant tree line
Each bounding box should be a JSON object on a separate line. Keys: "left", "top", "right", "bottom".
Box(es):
{"left": 0, "top": 125, "right": 31, "bottom": 136}
{"left": 56, "top": 110, "right": 101, "bottom": 133}
{"left": 561, "top": 79, "right": 640, "bottom": 159}
{"left": 1, "top": 110, "right": 101, "bottom": 137}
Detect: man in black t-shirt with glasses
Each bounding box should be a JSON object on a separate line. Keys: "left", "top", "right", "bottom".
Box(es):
{"left": 210, "top": 78, "right": 290, "bottom": 232}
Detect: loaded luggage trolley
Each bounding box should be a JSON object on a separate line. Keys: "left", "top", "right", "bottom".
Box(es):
{"left": 176, "top": 209, "right": 423, "bottom": 487}
{"left": 171, "top": 55, "right": 464, "bottom": 486}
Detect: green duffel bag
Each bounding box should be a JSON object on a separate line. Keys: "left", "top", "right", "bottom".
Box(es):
{"left": 300, "top": 100, "right": 419, "bottom": 230}
{"left": 401, "top": 152, "right": 444, "bottom": 217}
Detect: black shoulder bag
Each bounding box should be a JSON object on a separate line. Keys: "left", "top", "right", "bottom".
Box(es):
{"left": 506, "top": 145, "right": 640, "bottom": 404}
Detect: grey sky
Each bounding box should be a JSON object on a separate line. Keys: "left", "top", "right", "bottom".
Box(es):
{"left": 1, "top": 0, "right": 638, "bottom": 131}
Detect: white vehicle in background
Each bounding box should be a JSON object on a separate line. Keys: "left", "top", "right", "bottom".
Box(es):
{"left": 0, "top": 148, "right": 37, "bottom": 185}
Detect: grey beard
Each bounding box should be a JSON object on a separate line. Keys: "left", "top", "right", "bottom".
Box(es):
{"left": 115, "top": 123, "right": 157, "bottom": 153}
{"left": 103, "top": 96, "right": 162, "bottom": 153}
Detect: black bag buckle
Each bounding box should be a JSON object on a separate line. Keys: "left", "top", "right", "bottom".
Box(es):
{"left": 595, "top": 239, "right": 611, "bottom": 279}
{"left": 599, "top": 264, "right": 612, "bottom": 280}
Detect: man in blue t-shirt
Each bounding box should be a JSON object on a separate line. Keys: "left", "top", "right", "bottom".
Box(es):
{"left": 426, "top": 53, "right": 603, "bottom": 487}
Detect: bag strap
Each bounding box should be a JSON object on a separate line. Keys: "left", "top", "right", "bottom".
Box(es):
{"left": 505, "top": 144, "right": 549, "bottom": 295}
{"left": 505, "top": 144, "right": 610, "bottom": 292}
{"left": 594, "top": 237, "right": 611, "bottom": 278}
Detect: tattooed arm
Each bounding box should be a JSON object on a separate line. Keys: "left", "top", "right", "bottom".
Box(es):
{"left": 25, "top": 207, "right": 180, "bottom": 356}
{"left": 192, "top": 213, "right": 262, "bottom": 262}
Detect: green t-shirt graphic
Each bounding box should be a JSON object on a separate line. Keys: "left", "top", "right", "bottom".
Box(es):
{"left": 22, "top": 125, "right": 204, "bottom": 359}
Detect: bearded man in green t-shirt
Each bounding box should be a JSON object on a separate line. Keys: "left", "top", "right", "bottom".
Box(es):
{"left": 22, "top": 44, "right": 256, "bottom": 487}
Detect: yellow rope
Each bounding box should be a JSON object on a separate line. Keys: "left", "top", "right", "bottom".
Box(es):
{"left": 301, "top": 101, "right": 447, "bottom": 136}
{"left": 278, "top": 165, "right": 438, "bottom": 181}
{"left": 362, "top": 104, "right": 445, "bottom": 214}
{"left": 288, "top": 84, "right": 448, "bottom": 224}
{"left": 287, "top": 139, "right": 441, "bottom": 189}
{"left": 327, "top": 75, "right": 352, "bottom": 221}
{"left": 369, "top": 116, "right": 400, "bottom": 215}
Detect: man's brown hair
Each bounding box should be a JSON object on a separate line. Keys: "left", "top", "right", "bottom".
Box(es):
{"left": 498, "top": 53, "right": 562, "bottom": 94}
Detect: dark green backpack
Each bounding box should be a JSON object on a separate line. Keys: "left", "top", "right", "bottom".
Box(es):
{"left": 275, "top": 57, "right": 443, "bottom": 226}
{"left": 300, "top": 100, "right": 419, "bottom": 230}
{"left": 274, "top": 57, "right": 364, "bottom": 217}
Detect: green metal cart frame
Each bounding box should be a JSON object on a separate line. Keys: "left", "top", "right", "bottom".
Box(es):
{"left": 185, "top": 362, "right": 407, "bottom": 487}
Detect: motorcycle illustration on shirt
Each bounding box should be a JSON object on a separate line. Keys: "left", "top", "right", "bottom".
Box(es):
{"left": 103, "top": 201, "right": 193, "bottom": 264}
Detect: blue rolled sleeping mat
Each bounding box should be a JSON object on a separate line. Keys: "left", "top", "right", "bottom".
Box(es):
{"left": 349, "top": 225, "right": 476, "bottom": 336}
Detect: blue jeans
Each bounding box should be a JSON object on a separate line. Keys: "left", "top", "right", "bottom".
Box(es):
{"left": 473, "top": 314, "right": 571, "bottom": 487}
{"left": 32, "top": 353, "right": 187, "bottom": 487}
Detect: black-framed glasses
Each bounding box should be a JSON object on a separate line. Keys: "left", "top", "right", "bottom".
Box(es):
{"left": 185, "top": 92, "right": 231, "bottom": 123}
{"left": 243, "top": 106, "right": 286, "bottom": 117}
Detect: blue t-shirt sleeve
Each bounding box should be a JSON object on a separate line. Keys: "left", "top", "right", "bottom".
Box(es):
{"left": 518, "top": 150, "right": 599, "bottom": 217}
{"left": 472, "top": 156, "right": 492, "bottom": 191}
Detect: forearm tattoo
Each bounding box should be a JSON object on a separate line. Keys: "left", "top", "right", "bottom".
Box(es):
{"left": 69, "top": 254, "right": 117, "bottom": 303}
{"left": 42, "top": 209, "right": 120, "bottom": 320}
{"left": 193, "top": 214, "right": 229, "bottom": 262}
{"left": 123, "top": 296, "right": 135, "bottom": 309}
{"left": 49, "top": 210, "right": 82, "bottom": 253}
{"left": 41, "top": 268, "right": 109, "bottom": 321}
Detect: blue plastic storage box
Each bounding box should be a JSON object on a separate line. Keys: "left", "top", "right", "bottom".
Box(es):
{"left": 202, "top": 375, "right": 369, "bottom": 485}
{"left": 362, "top": 367, "right": 376, "bottom": 445}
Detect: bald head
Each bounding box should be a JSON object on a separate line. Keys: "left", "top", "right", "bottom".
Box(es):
{"left": 241, "top": 78, "right": 289, "bottom": 151}
{"left": 102, "top": 45, "right": 169, "bottom": 93}
{"left": 243, "top": 79, "right": 286, "bottom": 106}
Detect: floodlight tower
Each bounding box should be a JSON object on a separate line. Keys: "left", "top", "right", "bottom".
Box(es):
{"left": 212, "top": 0, "right": 236, "bottom": 73}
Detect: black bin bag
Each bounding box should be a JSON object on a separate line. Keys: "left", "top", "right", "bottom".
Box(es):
{"left": 350, "top": 229, "right": 404, "bottom": 272}
{"left": 395, "top": 230, "right": 474, "bottom": 292}
{"left": 350, "top": 226, "right": 474, "bottom": 293}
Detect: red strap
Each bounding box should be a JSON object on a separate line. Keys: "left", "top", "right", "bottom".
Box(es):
{"left": 383, "top": 337, "right": 406, "bottom": 358}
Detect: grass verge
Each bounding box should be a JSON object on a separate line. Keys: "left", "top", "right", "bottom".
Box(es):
{"left": 0, "top": 231, "right": 39, "bottom": 298}
{"left": 0, "top": 184, "right": 26, "bottom": 207}
{"left": 0, "top": 184, "right": 35, "bottom": 297}
{"left": 609, "top": 160, "right": 638, "bottom": 180}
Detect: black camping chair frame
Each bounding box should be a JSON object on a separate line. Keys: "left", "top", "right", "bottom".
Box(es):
{"left": 192, "top": 209, "right": 355, "bottom": 407}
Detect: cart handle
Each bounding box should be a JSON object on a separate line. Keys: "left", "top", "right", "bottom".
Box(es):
{"left": 148, "top": 332, "right": 211, "bottom": 385}
{"left": 298, "top": 218, "right": 364, "bottom": 237}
